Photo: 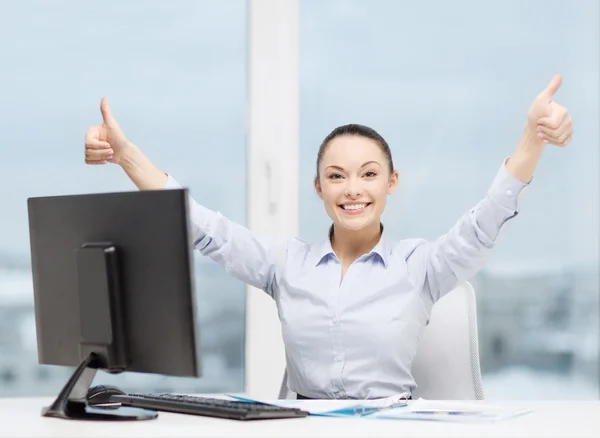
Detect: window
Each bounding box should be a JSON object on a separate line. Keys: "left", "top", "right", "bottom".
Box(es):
{"left": 0, "top": 0, "right": 247, "bottom": 396}
{"left": 299, "top": 0, "right": 599, "bottom": 399}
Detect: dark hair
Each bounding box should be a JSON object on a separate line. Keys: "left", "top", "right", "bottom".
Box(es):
{"left": 315, "top": 124, "right": 394, "bottom": 180}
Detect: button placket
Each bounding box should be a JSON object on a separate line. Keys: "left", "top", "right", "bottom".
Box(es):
{"left": 331, "top": 260, "right": 356, "bottom": 394}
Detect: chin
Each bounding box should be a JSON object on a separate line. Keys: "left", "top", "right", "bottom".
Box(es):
{"left": 335, "top": 215, "right": 378, "bottom": 232}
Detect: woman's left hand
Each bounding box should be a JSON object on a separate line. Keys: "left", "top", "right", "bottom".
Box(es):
{"left": 527, "top": 74, "right": 573, "bottom": 147}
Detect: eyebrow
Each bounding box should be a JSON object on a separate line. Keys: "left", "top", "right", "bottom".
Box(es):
{"left": 325, "top": 161, "right": 381, "bottom": 171}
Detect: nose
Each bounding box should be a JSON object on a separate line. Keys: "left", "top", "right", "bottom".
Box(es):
{"left": 344, "top": 179, "right": 363, "bottom": 198}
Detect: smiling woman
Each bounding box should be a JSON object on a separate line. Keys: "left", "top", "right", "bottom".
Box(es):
{"left": 83, "top": 66, "right": 574, "bottom": 400}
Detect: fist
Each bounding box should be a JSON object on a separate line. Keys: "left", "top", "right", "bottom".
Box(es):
{"left": 84, "top": 97, "right": 130, "bottom": 165}
{"left": 527, "top": 75, "right": 572, "bottom": 147}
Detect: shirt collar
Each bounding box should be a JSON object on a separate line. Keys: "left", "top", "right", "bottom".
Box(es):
{"left": 312, "top": 224, "right": 390, "bottom": 268}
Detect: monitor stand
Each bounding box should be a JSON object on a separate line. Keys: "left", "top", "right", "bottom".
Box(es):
{"left": 42, "top": 244, "right": 157, "bottom": 421}
{"left": 42, "top": 352, "right": 157, "bottom": 421}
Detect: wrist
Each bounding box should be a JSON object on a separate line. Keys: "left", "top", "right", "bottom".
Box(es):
{"left": 518, "top": 124, "right": 545, "bottom": 155}
{"left": 119, "top": 141, "right": 141, "bottom": 171}
{"left": 505, "top": 124, "right": 545, "bottom": 184}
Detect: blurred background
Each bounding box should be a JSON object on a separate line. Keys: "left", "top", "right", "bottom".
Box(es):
{"left": 0, "top": 0, "right": 597, "bottom": 399}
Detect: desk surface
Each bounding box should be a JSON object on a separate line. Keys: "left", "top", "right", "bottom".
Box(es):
{"left": 0, "top": 397, "right": 598, "bottom": 438}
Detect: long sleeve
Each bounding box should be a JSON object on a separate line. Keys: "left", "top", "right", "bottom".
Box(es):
{"left": 165, "top": 175, "right": 281, "bottom": 297}
{"left": 406, "top": 159, "right": 528, "bottom": 303}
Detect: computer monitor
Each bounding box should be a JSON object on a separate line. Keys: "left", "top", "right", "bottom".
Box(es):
{"left": 26, "top": 187, "right": 200, "bottom": 421}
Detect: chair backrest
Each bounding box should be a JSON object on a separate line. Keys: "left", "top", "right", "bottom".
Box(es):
{"left": 410, "top": 281, "right": 484, "bottom": 400}
{"left": 278, "top": 281, "right": 484, "bottom": 400}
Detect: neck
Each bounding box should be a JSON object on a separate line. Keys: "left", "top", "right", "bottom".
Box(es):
{"left": 331, "top": 222, "right": 382, "bottom": 265}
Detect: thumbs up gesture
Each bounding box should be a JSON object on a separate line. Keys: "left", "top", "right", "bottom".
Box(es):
{"left": 84, "top": 97, "right": 130, "bottom": 165}
{"left": 527, "top": 75, "right": 573, "bottom": 147}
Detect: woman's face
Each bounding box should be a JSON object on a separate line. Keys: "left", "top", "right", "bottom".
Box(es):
{"left": 315, "top": 135, "right": 398, "bottom": 233}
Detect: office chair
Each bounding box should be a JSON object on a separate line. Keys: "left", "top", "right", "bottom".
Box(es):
{"left": 278, "top": 281, "right": 484, "bottom": 400}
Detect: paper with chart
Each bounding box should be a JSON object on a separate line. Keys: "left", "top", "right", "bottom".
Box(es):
{"left": 225, "top": 393, "right": 409, "bottom": 416}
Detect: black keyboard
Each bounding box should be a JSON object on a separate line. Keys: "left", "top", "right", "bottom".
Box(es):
{"left": 111, "top": 393, "right": 310, "bottom": 421}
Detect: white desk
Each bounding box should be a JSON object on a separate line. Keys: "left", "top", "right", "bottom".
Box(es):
{"left": 0, "top": 397, "right": 598, "bottom": 438}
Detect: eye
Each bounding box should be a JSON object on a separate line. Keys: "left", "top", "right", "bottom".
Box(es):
{"left": 328, "top": 173, "right": 343, "bottom": 180}
{"left": 364, "top": 171, "right": 378, "bottom": 178}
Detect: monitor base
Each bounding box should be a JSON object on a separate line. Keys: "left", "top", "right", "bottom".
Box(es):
{"left": 42, "top": 352, "right": 158, "bottom": 421}
{"left": 42, "top": 402, "right": 157, "bottom": 421}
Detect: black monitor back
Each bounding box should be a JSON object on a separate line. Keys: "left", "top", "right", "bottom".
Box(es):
{"left": 27, "top": 188, "right": 200, "bottom": 378}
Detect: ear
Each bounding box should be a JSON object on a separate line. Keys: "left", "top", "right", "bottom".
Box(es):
{"left": 387, "top": 170, "right": 399, "bottom": 195}
{"left": 314, "top": 176, "right": 324, "bottom": 200}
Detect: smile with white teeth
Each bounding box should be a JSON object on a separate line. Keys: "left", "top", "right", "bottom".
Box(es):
{"left": 341, "top": 203, "right": 369, "bottom": 211}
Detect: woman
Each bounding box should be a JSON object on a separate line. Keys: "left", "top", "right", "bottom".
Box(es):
{"left": 84, "top": 75, "right": 572, "bottom": 400}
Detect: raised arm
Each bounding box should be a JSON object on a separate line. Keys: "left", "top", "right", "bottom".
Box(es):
{"left": 163, "top": 173, "right": 282, "bottom": 296}
{"left": 407, "top": 75, "right": 573, "bottom": 303}
{"left": 84, "top": 97, "right": 282, "bottom": 296}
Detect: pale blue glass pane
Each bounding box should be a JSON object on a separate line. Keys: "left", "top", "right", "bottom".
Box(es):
{"left": 0, "top": 0, "right": 246, "bottom": 396}
{"left": 300, "top": 0, "right": 598, "bottom": 399}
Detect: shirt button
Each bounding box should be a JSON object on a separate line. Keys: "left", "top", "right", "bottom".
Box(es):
{"left": 505, "top": 189, "right": 513, "bottom": 196}
{"left": 335, "top": 354, "right": 343, "bottom": 362}
{"left": 332, "top": 317, "right": 338, "bottom": 324}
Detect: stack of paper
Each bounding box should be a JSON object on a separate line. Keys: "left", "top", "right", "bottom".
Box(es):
{"left": 369, "top": 398, "right": 533, "bottom": 423}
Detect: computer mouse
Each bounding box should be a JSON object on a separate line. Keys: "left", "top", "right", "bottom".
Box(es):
{"left": 86, "top": 384, "right": 126, "bottom": 405}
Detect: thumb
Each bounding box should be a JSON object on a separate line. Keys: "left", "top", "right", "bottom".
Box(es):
{"left": 541, "top": 74, "right": 562, "bottom": 99}
{"left": 100, "top": 96, "right": 118, "bottom": 125}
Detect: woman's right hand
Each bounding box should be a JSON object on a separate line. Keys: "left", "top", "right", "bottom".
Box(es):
{"left": 84, "top": 97, "right": 130, "bottom": 166}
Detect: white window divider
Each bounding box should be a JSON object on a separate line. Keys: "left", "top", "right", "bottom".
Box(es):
{"left": 245, "top": 0, "right": 299, "bottom": 399}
